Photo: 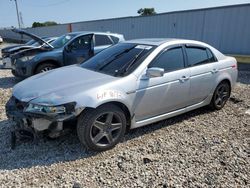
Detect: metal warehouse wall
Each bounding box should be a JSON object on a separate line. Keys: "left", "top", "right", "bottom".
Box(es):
{"left": 0, "top": 4, "right": 250, "bottom": 55}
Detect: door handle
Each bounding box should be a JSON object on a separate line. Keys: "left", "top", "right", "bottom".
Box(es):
{"left": 179, "top": 76, "right": 190, "bottom": 83}
{"left": 211, "top": 68, "right": 219, "bottom": 74}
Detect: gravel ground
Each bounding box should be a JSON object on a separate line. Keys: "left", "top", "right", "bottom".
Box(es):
{"left": 0, "top": 43, "right": 249, "bottom": 187}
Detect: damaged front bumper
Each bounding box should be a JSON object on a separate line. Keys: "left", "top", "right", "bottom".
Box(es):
{"left": 5, "top": 96, "right": 81, "bottom": 139}
{"left": 0, "top": 57, "right": 14, "bottom": 69}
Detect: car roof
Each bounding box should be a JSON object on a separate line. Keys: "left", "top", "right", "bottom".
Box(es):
{"left": 124, "top": 38, "right": 179, "bottom": 46}
{"left": 124, "top": 38, "right": 207, "bottom": 46}
{"left": 68, "top": 31, "right": 123, "bottom": 37}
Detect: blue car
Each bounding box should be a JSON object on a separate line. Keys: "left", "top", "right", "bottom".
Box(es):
{"left": 10, "top": 29, "right": 125, "bottom": 78}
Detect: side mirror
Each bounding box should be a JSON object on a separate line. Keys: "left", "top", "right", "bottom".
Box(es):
{"left": 146, "top": 67, "right": 164, "bottom": 78}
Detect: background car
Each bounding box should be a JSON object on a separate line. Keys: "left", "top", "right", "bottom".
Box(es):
{"left": 1, "top": 36, "right": 57, "bottom": 69}
{"left": 0, "top": 35, "right": 3, "bottom": 43}
{"left": 6, "top": 38, "right": 238, "bottom": 151}
{"left": 1, "top": 29, "right": 57, "bottom": 59}
{"left": 10, "top": 31, "right": 125, "bottom": 78}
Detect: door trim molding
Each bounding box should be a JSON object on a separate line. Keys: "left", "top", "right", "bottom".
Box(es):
{"left": 130, "top": 95, "right": 212, "bottom": 129}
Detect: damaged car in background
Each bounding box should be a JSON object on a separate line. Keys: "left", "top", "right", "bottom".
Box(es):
{"left": 1, "top": 29, "right": 57, "bottom": 69}
{"left": 6, "top": 39, "right": 238, "bottom": 151}
{"left": 10, "top": 31, "right": 125, "bottom": 78}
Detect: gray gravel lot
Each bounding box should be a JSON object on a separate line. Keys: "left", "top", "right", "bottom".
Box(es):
{"left": 0, "top": 43, "right": 249, "bottom": 187}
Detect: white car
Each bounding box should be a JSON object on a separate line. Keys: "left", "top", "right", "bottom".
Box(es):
{"left": 0, "top": 36, "right": 3, "bottom": 43}
{"left": 6, "top": 38, "right": 238, "bottom": 151}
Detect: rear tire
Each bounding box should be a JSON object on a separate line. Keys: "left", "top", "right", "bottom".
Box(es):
{"left": 35, "top": 63, "right": 57, "bottom": 74}
{"left": 209, "top": 81, "right": 231, "bottom": 110}
{"left": 77, "top": 104, "right": 126, "bottom": 151}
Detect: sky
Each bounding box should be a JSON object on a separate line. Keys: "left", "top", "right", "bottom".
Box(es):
{"left": 0, "top": 0, "right": 250, "bottom": 28}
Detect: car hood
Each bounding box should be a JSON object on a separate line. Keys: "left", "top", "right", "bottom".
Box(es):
{"left": 11, "top": 47, "right": 52, "bottom": 59}
{"left": 12, "top": 29, "right": 53, "bottom": 49}
{"left": 7, "top": 45, "right": 34, "bottom": 53}
{"left": 2, "top": 44, "right": 23, "bottom": 53}
{"left": 13, "top": 65, "right": 117, "bottom": 103}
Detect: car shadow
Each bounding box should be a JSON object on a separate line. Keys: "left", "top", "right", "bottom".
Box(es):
{"left": 0, "top": 106, "right": 214, "bottom": 170}
{"left": 237, "top": 71, "right": 250, "bottom": 85}
{"left": 0, "top": 119, "right": 97, "bottom": 170}
{"left": 0, "top": 76, "right": 21, "bottom": 89}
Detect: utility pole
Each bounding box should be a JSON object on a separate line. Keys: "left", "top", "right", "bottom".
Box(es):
{"left": 11, "top": 0, "right": 21, "bottom": 28}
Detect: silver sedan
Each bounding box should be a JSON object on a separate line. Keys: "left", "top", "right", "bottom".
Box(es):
{"left": 6, "top": 38, "right": 238, "bottom": 151}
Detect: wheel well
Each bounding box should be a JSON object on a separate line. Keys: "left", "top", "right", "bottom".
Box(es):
{"left": 98, "top": 102, "right": 131, "bottom": 129}
{"left": 219, "top": 79, "right": 231, "bottom": 93}
{"left": 34, "top": 60, "right": 60, "bottom": 74}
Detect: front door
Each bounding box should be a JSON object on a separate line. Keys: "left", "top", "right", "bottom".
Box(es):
{"left": 134, "top": 46, "right": 191, "bottom": 121}
{"left": 63, "top": 34, "right": 93, "bottom": 65}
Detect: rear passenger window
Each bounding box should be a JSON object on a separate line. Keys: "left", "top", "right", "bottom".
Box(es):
{"left": 186, "top": 47, "right": 216, "bottom": 66}
{"left": 95, "top": 35, "right": 113, "bottom": 46}
{"left": 149, "top": 47, "right": 185, "bottom": 72}
{"left": 207, "top": 49, "right": 217, "bottom": 62}
{"left": 110, "top": 36, "right": 119, "bottom": 44}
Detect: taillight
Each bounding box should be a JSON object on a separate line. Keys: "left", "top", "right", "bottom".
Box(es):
{"left": 232, "top": 64, "right": 237, "bottom": 69}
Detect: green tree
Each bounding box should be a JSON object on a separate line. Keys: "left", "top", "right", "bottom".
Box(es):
{"left": 137, "top": 8, "right": 156, "bottom": 16}
{"left": 32, "top": 22, "right": 44, "bottom": 28}
{"left": 32, "top": 21, "right": 58, "bottom": 28}
{"left": 43, "top": 21, "right": 58, "bottom": 26}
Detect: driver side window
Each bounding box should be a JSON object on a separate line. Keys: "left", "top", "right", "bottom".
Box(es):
{"left": 149, "top": 47, "right": 185, "bottom": 72}
{"left": 70, "top": 35, "right": 92, "bottom": 50}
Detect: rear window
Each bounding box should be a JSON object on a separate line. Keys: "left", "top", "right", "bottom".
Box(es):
{"left": 110, "top": 36, "right": 120, "bottom": 43}
{"left": 95, "top": 35, "right": 113, "bottom": 46}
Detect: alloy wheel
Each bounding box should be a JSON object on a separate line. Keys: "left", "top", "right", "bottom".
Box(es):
{"left": 40, "top": 67, "right": 53, "bottom": 73}
{"left": 214, "top": 84, "right": 230, "bottom": 108}
{"left": 90, "top": 112, "right": 123, "bottom": 147}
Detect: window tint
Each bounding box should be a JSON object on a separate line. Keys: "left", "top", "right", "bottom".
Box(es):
{"left": 207, "top": 49, "right": 217, "bottom": 62}
{"left": 149, "top": 47, "right": 185, "bottom": 72}
{"left": 51, "top": 33, "right": 77, "bottom": 49}
{"left": 95, "top": 35, "right": 113, "bottom": 46}
{"left": 26, "top": 39, "right": 35, "bottom": 45}
{"left": 81, "top": 43, "right": 154, "bottom": 76}
{"left": 70, "top": 35, "right": 92, "bottom": 50}
{"left": 110, "top": 35, "right": 119, "bottom": 43}
{"left": 186, "top": 47, "right": 213, "bottom": 66}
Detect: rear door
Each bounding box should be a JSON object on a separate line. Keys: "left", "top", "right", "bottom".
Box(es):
{"left": 134, "top": 45, "right": 191, "bottom": 121}
{"left": 63, "top": 34, "right": 94, "bottom": 65}
{"left": 94, "top": 34, "right": 113, "bottom": 54}
{"left": 185, "top": 45, "right": 217, "bottom": 105}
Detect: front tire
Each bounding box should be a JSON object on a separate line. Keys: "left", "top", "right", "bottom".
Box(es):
{"left": 11, "top": 69, "right": 18, "bottom": 77}
{"left": 210, "top": 81, "right": 231, "bottom": 110}
{"left": 77, "top": 104, "right": 127, "bottom": 151}
{"left": 35, "top": 63, "right": 57, "bottom": 74}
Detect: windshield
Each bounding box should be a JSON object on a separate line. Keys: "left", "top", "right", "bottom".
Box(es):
{"left": 32, "top": 38, "right": 55, "bottom": 47}
{"left": 81, "top": 43, "right": 154, "bottom": 76}
{"left": 50, "top": 34, "right": 76, "bottom": 49}
{"left": 25, "top": 39, "right": 35, "bottom": 45}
